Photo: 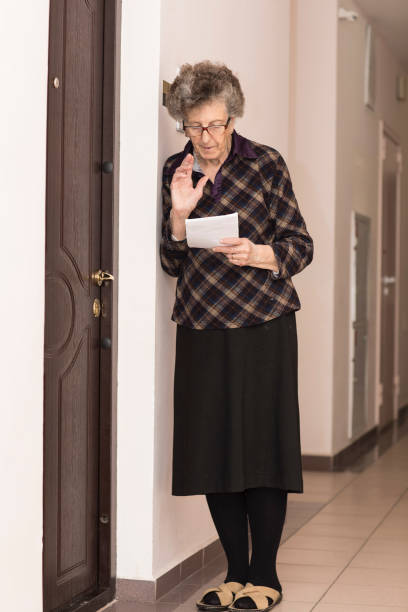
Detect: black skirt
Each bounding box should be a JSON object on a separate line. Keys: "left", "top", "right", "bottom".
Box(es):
{"left": 172, "top": 311, "right": 304, "bottom": 495}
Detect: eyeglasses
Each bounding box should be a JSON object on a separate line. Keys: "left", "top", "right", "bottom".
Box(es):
{"left": 183, "top": 117, "right": 231, "bottom": 137}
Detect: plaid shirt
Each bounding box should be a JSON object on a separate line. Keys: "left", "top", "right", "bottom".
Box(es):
{"left": 159, "top": 130, "right": 314, "bottom": 330}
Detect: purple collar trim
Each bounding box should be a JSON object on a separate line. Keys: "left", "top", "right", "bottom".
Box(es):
{"left": 230, "top": 129, "right": 258, "bottom": 159}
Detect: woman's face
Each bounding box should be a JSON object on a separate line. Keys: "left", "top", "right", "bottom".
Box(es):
{"left": 184, "top": 99, "right": 235, "bottom": 162}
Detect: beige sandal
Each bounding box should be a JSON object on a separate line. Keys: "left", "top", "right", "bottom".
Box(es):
{"left": 196, "top": 580, "right": 245, "bottom": 610}
{"left": 228, "top": 582, "right": 282, "bottom": 611}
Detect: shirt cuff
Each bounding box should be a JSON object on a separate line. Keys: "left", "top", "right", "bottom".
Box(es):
{"left": 270, "top": 245, "right": 280, "bottom": 278}
{"left": 162, "top": 221, "right": 189, "bottom": 254}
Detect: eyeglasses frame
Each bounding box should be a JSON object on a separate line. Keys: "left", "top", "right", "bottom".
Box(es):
{"left": 182, "top": 116, "right": 231, "bottom": 137}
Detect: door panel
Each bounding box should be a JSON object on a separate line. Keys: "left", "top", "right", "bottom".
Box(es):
{"left": 43, "top": 1, "right": 105, "bottom": 609}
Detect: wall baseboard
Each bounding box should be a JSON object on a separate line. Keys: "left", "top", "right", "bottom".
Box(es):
{"left": 116, "top": 538, "right": 224, "bottom": 602}
{"left": 302, "top": 403, "right": 408, "bottom": 471}
{"left": 301, "top": 425, "right": 378, "bottom": 471}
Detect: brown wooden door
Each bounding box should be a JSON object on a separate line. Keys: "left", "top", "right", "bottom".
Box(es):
{"left": 43, "top": 1, "right": 115, "bottom": 610}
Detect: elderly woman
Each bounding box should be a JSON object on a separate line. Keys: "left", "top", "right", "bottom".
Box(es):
{"left": 159, "top": 61, "right": 313, "bottom": 612}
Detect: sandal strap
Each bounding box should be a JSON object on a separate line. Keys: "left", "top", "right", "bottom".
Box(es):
{"left": 233, "top": 583, "right": 281, "bottom": 609}
{"left": 198, "top": 581, "right": 245, "bottom": 606}
{"left": 225, "top": 581, "right": 246, "bottom": 593}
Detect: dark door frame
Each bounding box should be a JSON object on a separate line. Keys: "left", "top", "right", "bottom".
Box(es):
{"left": 43, "top": 1, "right": 121, "bottom": 610}
{"left": 95, "top": 0, "right": 121, "bottom": 606}
{"left": 376, "top": 119, "right": 401, "bottom": 432}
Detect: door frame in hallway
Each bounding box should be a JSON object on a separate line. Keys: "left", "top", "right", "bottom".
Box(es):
{"left": 348, "top": 211, "right": 371, "bottom": 439}
{"left": 375, "top": 119, "right": 402, "bottom": 430}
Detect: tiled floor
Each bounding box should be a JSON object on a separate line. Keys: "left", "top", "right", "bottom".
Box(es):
{"left": 101, "top": 417, "right": 408, "bottom": 612}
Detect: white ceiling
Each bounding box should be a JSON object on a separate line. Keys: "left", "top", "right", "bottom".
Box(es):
{"left": 354, "top": 0, "right": 408, "bottom": 72}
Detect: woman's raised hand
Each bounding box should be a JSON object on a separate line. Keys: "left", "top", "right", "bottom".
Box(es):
{"left": 170, "top": 153, "right": 209, "bottom": 219}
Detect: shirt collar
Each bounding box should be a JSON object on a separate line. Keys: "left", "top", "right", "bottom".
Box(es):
{"left": 230, "top": 129, "right": 258, "bottom": 159}
{"left": 192, "top": 153, "right": 203, "bottom": 173}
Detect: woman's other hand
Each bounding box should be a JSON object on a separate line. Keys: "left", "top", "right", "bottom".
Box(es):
{"left": 170, "top": 153, "right": 209, "bottom": 219}
{"left": 212, "top": 237, "right": 279, "bottom": 273}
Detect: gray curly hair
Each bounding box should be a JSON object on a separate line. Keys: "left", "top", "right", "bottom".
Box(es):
{"left": 166, "top": 60, "right": 245, "bottom": 121}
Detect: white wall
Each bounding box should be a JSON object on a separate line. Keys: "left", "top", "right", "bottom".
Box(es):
{"left": 0, "top": 2, "right": 49, "bottom": 611}
{"left": 154, "top": 0, "right": 323, "bottom": 580}
{"left": 117, "top": 0, "right": 161, "bottom": 580}
{"left": 334, "top": 0, "right": 408, "bottom": 453}
{"left": 289, "top": 0, "right": 338, "bottom": 456}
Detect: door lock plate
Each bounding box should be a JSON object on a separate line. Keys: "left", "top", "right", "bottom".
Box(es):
{"left": 93, "top": 298, "right": 101, "bottom": 317}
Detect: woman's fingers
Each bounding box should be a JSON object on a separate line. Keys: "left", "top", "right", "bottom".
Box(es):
{"left": 172, "top": 157, "right": 194, "bottom": 185}
{"left": 171, "top": 168, "right": 192, "bottom": 188}
{"left": 179, "top": 153, "right": 194, "bottom": 166}
{"left": 176, "top": 155, "right": 193, "bottom": 174}
{"left": 173, "top": 168, "right": 189, "bottom": 179}
{"left": 194, "top": 174, "right": 209, "bottom": 196}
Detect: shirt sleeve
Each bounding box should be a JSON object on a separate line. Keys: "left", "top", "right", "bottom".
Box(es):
{"left": 268, "top": 153, "right": 314, "bottom": 280}
{"left": 159, "top": 164, "right": 189, "bottom": 278}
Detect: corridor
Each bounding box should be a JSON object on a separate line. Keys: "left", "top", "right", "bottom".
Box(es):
{"left": 102, "top": 415, "right": 408, "bottom": 611}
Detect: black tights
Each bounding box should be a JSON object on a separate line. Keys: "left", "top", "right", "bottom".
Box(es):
{"left": 205, "top": 487, "right": 287, "bottom": 593}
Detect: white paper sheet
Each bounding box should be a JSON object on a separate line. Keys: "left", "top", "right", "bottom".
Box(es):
{"left": 185, "top": 212, "right": 239, "bottom": 248}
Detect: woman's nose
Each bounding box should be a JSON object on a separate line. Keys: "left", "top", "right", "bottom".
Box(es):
{"left": 201, "top": 129, "right": 212, "bottom": 143}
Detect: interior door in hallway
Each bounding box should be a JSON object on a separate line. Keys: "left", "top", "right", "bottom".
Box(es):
{"left": 379, "top": 133, "right": 399, "bottom": 429}
{"left": 350, "top": 212, "right": 370, "bottom": 438}
{"left": 43, "top": 1, "right": 116, "bottom": 610}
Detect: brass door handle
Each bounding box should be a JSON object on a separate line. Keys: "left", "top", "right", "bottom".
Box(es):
{"left": 92, "top": 269, "right": 115, "bottom": 286}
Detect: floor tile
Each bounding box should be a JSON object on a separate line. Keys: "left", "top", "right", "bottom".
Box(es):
{"left": 332, "top": 493, "right": 400, "bottom": 505}
{"left": 274, "top": 602, "right": 313, "bottom": 612}
{"left": 370, "top": 522, "right": 408, "bottom": 537}
{"left": 281, "top": 534, "right": 364, "bottom": 553}
{"left": 388, "top": 504, "right": 408, "bottom": 516}
{"left": 101, "top": 602, "right": 196, "bottom": 612}
{"left": 156, "top": 580, "right": 207, "bottom": 605}
{"left": 361, "top": 537, "right": 408, "bottom": 555}
{"left": 334, "top": 565, "right": 408, "bottom": 588}
{"left": 277, "top": 562, "right": 342, "bottom": 583}
{"left": 295, "top": 522, "right": 374, "bottom": 539}
{"left": 289, "top": 493, "right": 339, "bottom": 503}
{"left": 319, "top": 583, "right": 408, "bottom": 607}
{"left": 306, "top": 514, "right": 379, "bottom": 528}
{"left": 281, "top": 580, "right": 329, "bottom": 602}
{"left": 321, "top": 498, "right": 391, "bottom": 509}
{"left": 349, "top": 551, "right": 408, "bottom": 570}
{"left": 314, "top": 603, "right": 408, "bottom": 612}
{"left": 277, "top": 547, "right": 351, "bottom": 567}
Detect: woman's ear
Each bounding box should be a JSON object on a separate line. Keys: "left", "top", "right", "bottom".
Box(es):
{"left": 228, "top": 117, "right": 236, "bottom": 133}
